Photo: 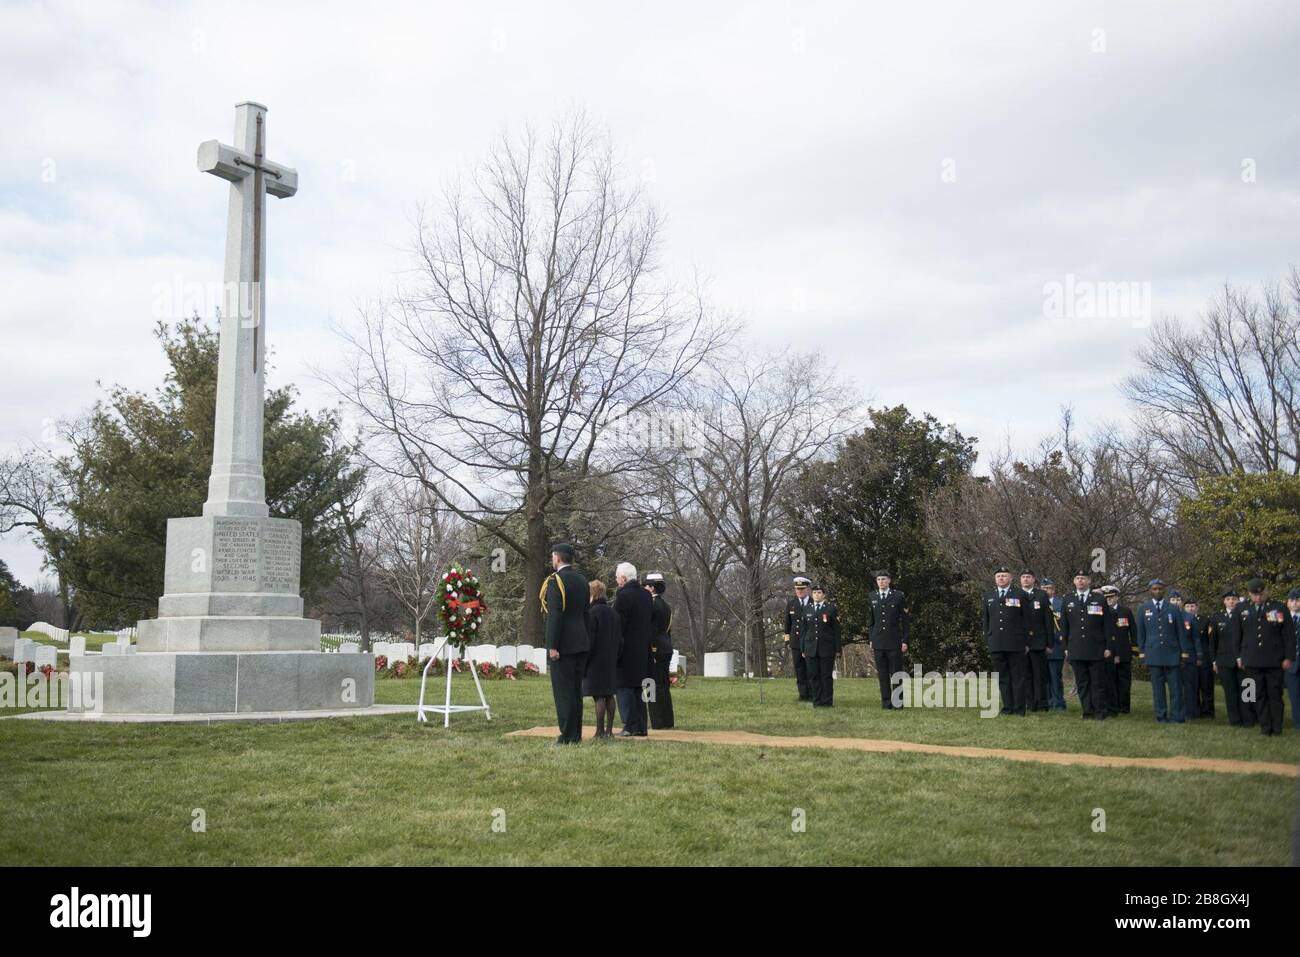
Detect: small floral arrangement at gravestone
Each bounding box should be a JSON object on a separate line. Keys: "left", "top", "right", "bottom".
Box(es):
{"left": 438, "top": 564, "right": 488, "bottom": 652}
{"left": 374, "top": 654, "right": 388, "bottom": 673}
{"left": 521, "top": 660, "right": 539, "bottom": 675}
{"left": 672, "top": 666, "right": 688, "bottom": 687}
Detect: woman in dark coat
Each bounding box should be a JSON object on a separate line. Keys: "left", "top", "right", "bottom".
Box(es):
{"left": 583, "top": 579, "right": 622, "bottom": 737}
{"left": 613, "top": 562, "right": 655, "bottom": 736}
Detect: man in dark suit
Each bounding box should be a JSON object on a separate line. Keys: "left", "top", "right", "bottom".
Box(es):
{"left": 1019, "top": 570, "right": 1054, "bottom": 712}
{"left": 541, "top": 543, "right": 590, "bottom": 745}
{"left": 866, "top": 570, "right": 910, "bottom": 710}
{"left": 1208, "top": 589, "right": 1250, "bottom": 727}
{"left": 783, "top": 576, "right": 814, "bottom": 702}
{"left": 613, "top": 561, "right": 654, "bottom": 736}
{"left": 1236, "top": 579, "right": 1297, "bottom": 736}
{"left": 1059, "top": 569, "right": 1116, "bottom": 719}
{"left": 802, "top": 583, "right": 840, "bottom": 707}
{"left": 645, "top": 572, "right": 675, "bottom": 729}
{"left": 984, "top": 566, "right": 1029, "bottom": 716}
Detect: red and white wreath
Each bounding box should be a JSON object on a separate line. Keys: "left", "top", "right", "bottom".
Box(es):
{"left": 438, "top": 564, "right": 487, "bottom": 652}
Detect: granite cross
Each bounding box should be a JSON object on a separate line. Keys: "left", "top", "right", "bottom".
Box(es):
{"left": 197, "top": 102, "right": 298, "bottom": 518}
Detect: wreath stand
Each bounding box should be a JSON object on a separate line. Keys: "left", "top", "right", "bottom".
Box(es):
{"left": 417, "top": 640, "right": 492, "bottom": 727}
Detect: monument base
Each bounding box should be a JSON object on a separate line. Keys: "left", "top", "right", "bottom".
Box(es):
{"left": 69, "top": 651, "right": 375, "bottom": 715}
{"left": 137, "top": 614, "right": 319, "bottom": 652}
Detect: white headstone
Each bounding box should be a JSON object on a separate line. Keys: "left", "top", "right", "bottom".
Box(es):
{"left": 102, "top": 643, "right": 122, "bottom": 657}
{"left": 33, "top": 645, "right": 58, "bottom": 669}
{"left": 13, "top": 638, "right": 33, "bottom": 663}
{"left": 530, "top": 647, "right": 548, "bottom": 674}
{"left": 704, "top": 652, "right": 735, "bottom": 677}
{"left": 516, "top": 643, "right": 534, "bottom": 663}
{"left": 497, "top": 646, "right": 518, "bottom": 667}
{"left": 70, "top": 635, "right": 87, "bottom": 657}
{"left": 339, "top": 641, "right": 360, "bottom": 654}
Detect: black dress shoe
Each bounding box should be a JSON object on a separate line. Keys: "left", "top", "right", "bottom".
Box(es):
{"left": 616, "top": 730, "right": 633, "bottom": 737}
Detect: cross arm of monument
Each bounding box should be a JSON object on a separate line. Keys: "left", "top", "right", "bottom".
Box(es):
{"left": 197, "top": 139, "right": 299, "bottom": 198}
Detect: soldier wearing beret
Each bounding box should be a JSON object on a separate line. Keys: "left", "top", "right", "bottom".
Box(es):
{"left": 1207, "top": 588, "right": 1252, "bottom": 727}
{"left": 1236, "top": 579, "right": 1296, "bottom": 736}
{"left": 541, "top": 543, "right": 591, "bottom": 744}
{"left": 1178, "top": 598, "right": 1209, "bottom": 719}
{"left": 1135, "top": 579, "right": 1194, "bottom": 723}
{"left": 802, "top": 584, "right": 841, "bottom": 707}
{"left": 1020, "top": 570, "right": 1054, "bottom": 712}
{"left": 783, "top": 576, "right": 814, "bottom": 702}
{"left": 866, "top": 570, "right": 910, "bottom": 710}
{"left": 1058, "top": 569, "right": 1116, "bottom": 719}
{"left": 1101, "top": 585, "right": 1135, "bottom": 716}
{"left": 984, "top": 566, "right": 1029, "bottom": 715}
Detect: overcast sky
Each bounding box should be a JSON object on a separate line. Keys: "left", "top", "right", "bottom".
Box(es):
{"left": 2, "top": 0, "right": 1298, "bottom": 585}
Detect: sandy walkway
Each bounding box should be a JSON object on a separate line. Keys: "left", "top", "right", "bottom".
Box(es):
{"left": 506, "top": 726, "right": 1299, "bottom": 779}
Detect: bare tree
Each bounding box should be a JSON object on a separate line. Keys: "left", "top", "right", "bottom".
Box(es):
{"left": 317, "top": 442, "right": 384, "bottom": 651}
{"left": 672, "top": 354, "right": 858, "bottom": 676}
{"left": 375, "top": 475, "right": 466, "bottom": 655}
{"left": 335, "top": 111, "right": 730, "bottom": 644}
{"left": 1123, "top": 270, "right": 1300, "bottom": 488}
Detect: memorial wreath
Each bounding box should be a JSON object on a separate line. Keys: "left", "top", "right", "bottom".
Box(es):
{"left": 438, "top": 564, "right": 487, "bottom": 652}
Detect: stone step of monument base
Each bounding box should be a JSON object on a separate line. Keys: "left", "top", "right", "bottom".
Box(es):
{"left": 69, "top": 651, "right": 375, "bottom": 715}
{"left": 137, "top": 615, "right": 320, "bottom": 653}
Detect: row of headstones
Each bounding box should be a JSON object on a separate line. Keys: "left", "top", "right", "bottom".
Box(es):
{"left": 26, "top": 621, "right": 70, "bottom": 643}
{"left": 338, "top": 637, "right": 687, "bottom": 676}
{"left": 9, "top": 638, "right": 59, "bottom": 669}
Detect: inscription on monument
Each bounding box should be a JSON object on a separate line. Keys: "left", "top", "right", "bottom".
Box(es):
{"left": 212, "top": 519, "right": 259, "bottom": 587}
{"left": 210, "top": 519, "right": 300, "bottom": 592}
{"left": 261, "top": 522, "right": 300, "bottom": 592}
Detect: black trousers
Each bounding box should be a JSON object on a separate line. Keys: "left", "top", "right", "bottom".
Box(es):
{"left": 648, "top": 652, "right": 675, "bottom": 729}
{"left": 1197, "top": 663, "right": 1216, "bottom": 716}
{"left": 792, "top": 646, "right": 811, "bottom": 700}
{"left": 873, "top": 646, "right": 904, "bottom": 708}
{"left": 1072, "top": 658, "right": 1107, "bottom": 717}
{"left": 1026, "top": 650, "right": 1048, "bottom": 711}
{"left": 991, "top": 650, "right": 1027, "bottom": 714}
{"left": 550, "top": 652, "right": 588, "bottom": 743}
{"left": 1180, "top": 660, "right": 1201, "bottom": 719}
{"left": 806, "top": 653, "right": 835, "bottom": 706}
{"left": 616, "top": 686, "right": 648, "bottom": 735}
{"left": 1105, "top": 659, "right": 1132, "bottom": 714}
{"left": 1248, "top": 667, "right": 1284, "bottom": 734}
{"left": 1218, "top": 665, "right": 1249, "bottom": 725}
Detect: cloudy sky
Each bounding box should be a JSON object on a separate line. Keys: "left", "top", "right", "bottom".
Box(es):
{"left": 2, "top": 0, "right": 1298, "bottom": 585}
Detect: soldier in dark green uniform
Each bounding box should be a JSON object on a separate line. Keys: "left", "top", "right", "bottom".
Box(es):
{"left": 1020, "top": 570, "right": 1054, "bottom": 712}
{"left": 1101, "top": 585, "right": 1135, "bottom": 715}
{"left": 645, "top": 572, "right": 675, "bottom": 730}
{"left": 802, "top": 584, "right": 841, "bottom": 707}
{"left": 540, "top": 543, "right": 590, "bottom": 744}
{"left": 1208, "top": 589, "right": 1251, "bottom": 727}
{"left": 866, "top": 570, "right": 909, "bottom": 710}
{"left": 1236, "top": 579, "right": 1297, "bottom": 736}
{"left": 984, "top": 566, "right": 1029, "bottom": 716}
{"left": 783, "top": 576, "right": 814, "bottom": 702}
{"left": 1059, "top": 569, "right": 1116, "bottom": 720}
{"left": 1180, "top": 598, "right": 1209, "bottom": 719}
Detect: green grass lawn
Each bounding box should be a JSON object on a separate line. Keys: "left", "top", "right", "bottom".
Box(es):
{"left": 1, "top": 676, "right": 1295, "bottom": 865}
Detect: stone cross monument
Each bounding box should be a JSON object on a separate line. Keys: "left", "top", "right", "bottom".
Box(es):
{"left": 71, "top": 103, "right": 374, "bottom": 714}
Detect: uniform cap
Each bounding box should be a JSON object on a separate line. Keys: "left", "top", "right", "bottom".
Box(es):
{"left": 792, "top": 576, "right": 811, "bottom": 587}
{"left": 550, "top": 542, "right": 575, "bottom": 559}
{"left": 1247, "top": 578, "right": 1267, "bottom": 593}
{"left": 811, "top": 582, "right": 827, "bottom": 592}
{"left": 1040, "top": 577, "right": 1055, "bottom": 586}
{"left": 994, "top": 565, "right": 1011, "bottom": 574}
{"left": 1019, "top": 569, "right": 1035, "bottom": 577}
{"left": 1287, "top": 587, "right": 1300, "bottom": 600}
{"left": 873, "top": 570, "right": 892, "bottom": 579}
{"left": 1148, "top": 578, "right": 1165, "bottom": 587}
{"left": 1100, "top": 585, "right": 1119, "bottom": 596}
{"left": 1073, "top": 569, "right": 1091, "bottom": 579}
{"left": 1221, "top": 587, "right": 1237, "bottom": 598}
{"left": 645, "top": 572, "right": 665, "bottom": 583}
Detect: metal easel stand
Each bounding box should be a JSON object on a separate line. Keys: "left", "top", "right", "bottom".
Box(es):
{"left": 417, "top": 640, "right": 492, "bottom": 727}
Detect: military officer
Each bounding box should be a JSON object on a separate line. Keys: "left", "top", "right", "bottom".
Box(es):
{"left": 1179, "top": 598, "right": 1209, "bottom": 719}
{"left": 783, "top": 576, "right": 814, "bottom": 702}
{"left": 1042, "top": 578, "right": 1068, "bottom": 711}
{"left": 1101, "top": 585, "right": 1135, "bottom": 715}
{"left": 645, "top": 572, "right": 675, "bottom": 730}
{"left": 984, "top": 566, "right": 1030, "bottom": 715}
{"left": 1207, "top": 588, "right": 1251, "bottom": 727}
{"left": 1019, "top": 570, "right": 1054, "bottom": 712}
{"left": 540, "top": 543, "right": 591, "bottom": 744}
{"left": 1058, "top": 569, "right": 1115, "bottom": 719}
{"left": 1236, "top": 579, "right": 1296, "bottom": 736}
{"left": 866, "top": 570, "right": 910, "bottom": 710}
{"left": 802, "top": 584, "right": 841, "bottom": 707}
{"left": 1285, "top": 588, "right": 1300, "bottom": 729}
{"left": 1135, "top": 578, "right": 1193, "bottom": 723}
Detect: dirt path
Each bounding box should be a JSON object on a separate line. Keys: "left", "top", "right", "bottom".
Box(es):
{"left": 506, "top": 726, "right": 1299, "bottom": 779}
